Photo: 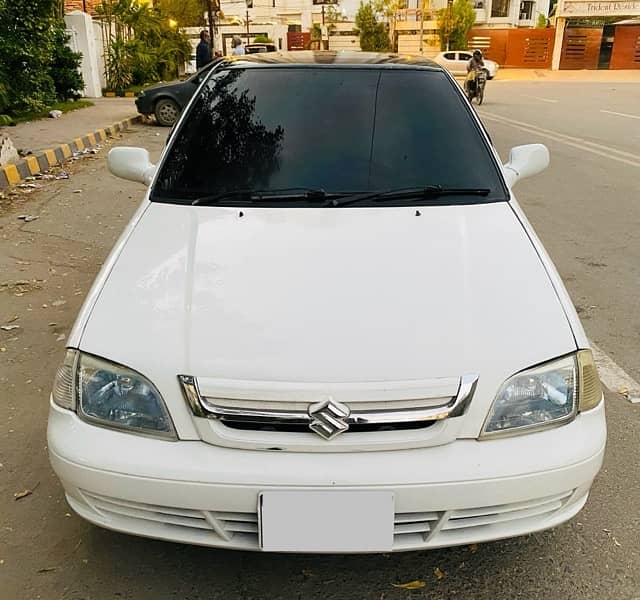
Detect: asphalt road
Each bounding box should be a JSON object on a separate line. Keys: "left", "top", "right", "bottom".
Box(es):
{"left": 1, "top": 81, "right": 639, "bottom": 600}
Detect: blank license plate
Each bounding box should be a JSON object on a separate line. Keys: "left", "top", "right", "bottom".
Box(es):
{"left": 259, "top": 490, "right": 394, "bottom": 552}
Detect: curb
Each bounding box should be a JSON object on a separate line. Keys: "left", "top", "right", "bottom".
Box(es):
{"left": 0, "top": 115, "right": 142, "bottom": 189}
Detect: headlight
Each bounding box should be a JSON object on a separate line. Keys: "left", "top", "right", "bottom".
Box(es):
{"left": 52, "top": 350, "right": 176, "bottom": 440}
{"left": 482, "top": 352, "right": 599, "bottom": 439}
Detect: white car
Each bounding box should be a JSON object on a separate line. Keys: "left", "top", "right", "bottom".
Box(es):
{"left": 48, "top": 52, "right": 605, "bottom": 554}
{"left": 434, "top": 50, "right": 499, "bottom": 79}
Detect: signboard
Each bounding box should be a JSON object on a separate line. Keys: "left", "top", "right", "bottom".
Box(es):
{"left": 558, "top": 0, "right": 640, "bottom": 16}
{"left": 312, "top": 0, "right": 338, "bottom": 4}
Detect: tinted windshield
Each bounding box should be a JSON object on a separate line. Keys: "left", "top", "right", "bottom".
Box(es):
{"left": 153, "top": 67, "right": 507, "bottom": 204}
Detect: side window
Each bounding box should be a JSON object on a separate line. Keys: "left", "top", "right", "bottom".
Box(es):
{"left": 443, "top": 52, "right": 456, "bottom": 60}
{"left": 459, "top": 53, "right": 472, "bottom": 61}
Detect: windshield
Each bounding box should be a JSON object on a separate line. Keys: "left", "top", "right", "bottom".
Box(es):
{"left": 153, "top": 67, "right": 507, "bottom": 204}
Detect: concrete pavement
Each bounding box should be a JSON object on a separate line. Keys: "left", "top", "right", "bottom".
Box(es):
{"left": 0, "top": 98, "right": 141, "bottom": 188}
{"left": 494, "top": 69, "right": 640, "bottom": 82}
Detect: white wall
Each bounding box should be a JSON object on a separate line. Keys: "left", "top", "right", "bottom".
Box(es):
{"left": 64, "top": 11, "right": 102, "bottom": 97}
{"left": 93, "top": 21, "right": 107, "bottom": 90}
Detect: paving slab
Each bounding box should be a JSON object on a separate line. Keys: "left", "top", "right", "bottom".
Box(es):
{"left": 0, "top": 98, "right": 143, "bottom": 189}
{"left": 2, "top": 98, "right": 138, "bottom": 155}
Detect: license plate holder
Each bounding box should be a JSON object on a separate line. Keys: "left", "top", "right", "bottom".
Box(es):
{"left": 259, "top": 490, "right": 394, "bottom": 552}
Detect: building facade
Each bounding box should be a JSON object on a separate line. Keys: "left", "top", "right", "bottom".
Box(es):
{"left": 404, "top": 0, "right": 551, "bottom": 28}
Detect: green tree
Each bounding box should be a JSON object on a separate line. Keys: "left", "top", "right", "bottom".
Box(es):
{"left": 0, "top": 0, "right": 83, "bottom": 114}
{"left": 155, "top": 0, "right": 206, "bottom": 27}
{"left": 536, "top": 12, "right": 548, "bottom": 28}
{"left": 355, "top": 2, "right": 390, "bottom": 52}
{"left": 437, "top": 0, "right": 475, "bottom": 51}
{"left": 98, "top": 0, "right": 191, "bottom": 89}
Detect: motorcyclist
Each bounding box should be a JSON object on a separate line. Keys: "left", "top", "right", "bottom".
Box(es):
{"left": 465, "top": 50, "right": 485, "bottom": 96}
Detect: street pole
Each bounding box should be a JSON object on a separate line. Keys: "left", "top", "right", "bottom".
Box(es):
{"left": 322, "top": 5, "right": 327, "bottom": 50}
{"left": 207, "top": 0, "right": 214, "bottom": 50}
{"left": 446, "top": 0, "right": 453, "bottom": 51}
{"left": 246, "top": 7, "right": 250, "bottom": 44}
{"left": 419, "top": 0, "right": 425, "bottom": 54}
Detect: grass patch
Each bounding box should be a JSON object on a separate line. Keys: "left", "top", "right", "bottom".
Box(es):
{"left": 10, "top": 99, "right": 94, "bottom": 124}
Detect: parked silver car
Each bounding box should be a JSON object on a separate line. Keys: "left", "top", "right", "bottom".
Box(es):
{"left": 434, "top": 51, "right": 499, "bottom": 79}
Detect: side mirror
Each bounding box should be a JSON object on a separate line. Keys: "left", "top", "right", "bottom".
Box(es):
{"left": 108, "top": 147, "right": 156, "bottom": 185}
{"left": 503, "top": 144, "right": 549, "bottom": 187}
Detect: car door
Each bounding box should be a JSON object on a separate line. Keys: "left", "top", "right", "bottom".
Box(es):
{"left": 441, "top": 51, "right": 459, "bottom": 74}
{"left": 457, "top": 52, "right": 473, "bottom": 74}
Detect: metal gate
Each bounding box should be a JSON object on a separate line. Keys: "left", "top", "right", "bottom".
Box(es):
{"left": 610, "top": 26, "right": 640, "bottom": 69}
{"left": 505, "top": 29, "right": 555, "bottom": 68}
{"left": 559, "top": 28, "right": 603, "bottom": 70}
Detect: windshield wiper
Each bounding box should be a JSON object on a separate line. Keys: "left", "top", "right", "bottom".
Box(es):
{"left": 326, "top": 186, "right": 492, "bottom": 207}
{"left": 192, "top": 187, "right": 332, "bottom": 206}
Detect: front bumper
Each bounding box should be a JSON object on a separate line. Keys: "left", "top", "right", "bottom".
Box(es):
{"left": 48, "top": 400, "right": 606, "bottom": 553}
{"left": 135, "top": 95, "right": 152, "bottom": 116}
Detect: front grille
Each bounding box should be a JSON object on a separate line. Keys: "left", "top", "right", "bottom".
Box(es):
{"left": 80, "top": 490, "right": 259, "bottom": 545}
{"left": 79, "top": 489, "right": 575, "bottom": 551}
{"left": 178, "top": 374, "right": 479, "bottom": 442}
{"left": 393, "top": 490, "right": 574, "bottom": 548}
{"left": 223, "top": 420, "right": 437, "bottom": 434}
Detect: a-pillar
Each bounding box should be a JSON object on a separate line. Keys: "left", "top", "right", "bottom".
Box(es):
{"left": 551, "top": 17, "right": 566, "bottom": 70}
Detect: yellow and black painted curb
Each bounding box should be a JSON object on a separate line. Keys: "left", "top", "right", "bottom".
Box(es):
{"left": 0, "top": 116, "right": 142, "bottom": 189}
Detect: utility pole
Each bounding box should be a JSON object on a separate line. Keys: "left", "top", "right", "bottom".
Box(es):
{"left": 419, "top": 0, "right": 425, "bottom": 54}
{"left": 206, "top": 0, "right": 215, "bottom": 50}
{"left": 446, "top": 0, "right": 453, "bottom": 51}
{"left": 246, "top": 0, "right": 253, "bottom": 45}
{"left": 322, "top": 5, "right": 327, "bottom": 50}
{"left": 207, "top": 0, "right": 214, "bottom": 47}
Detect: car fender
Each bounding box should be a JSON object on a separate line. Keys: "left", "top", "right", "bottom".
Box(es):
{"left": 66, "top": 197, "right": 152, "bottom": 348}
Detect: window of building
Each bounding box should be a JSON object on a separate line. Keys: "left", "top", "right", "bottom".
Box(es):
{"left": 519, "top": 0, "right": 535, "bottom": 19}
{"left": 491, "top": 0, "right": 510, "bottom": 17}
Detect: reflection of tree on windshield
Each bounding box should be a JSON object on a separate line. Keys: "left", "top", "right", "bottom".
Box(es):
{"left": 157, "top": 70, "right": 284, "bottom": 196}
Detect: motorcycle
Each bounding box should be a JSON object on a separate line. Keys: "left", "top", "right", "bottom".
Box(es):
{"left": 465, "top": 68, "right": 488, "bottom": 105}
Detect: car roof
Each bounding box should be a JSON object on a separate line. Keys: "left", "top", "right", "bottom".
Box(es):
{"left": 222, "top": 50, "right": 443, "bottom": 71}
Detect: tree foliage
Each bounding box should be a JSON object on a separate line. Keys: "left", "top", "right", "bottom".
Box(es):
{"left": 437, "top": 0, "right": 476, "bottom": 51}
{"left": 355, "top": 2, "right": 390, "bottom": 52}
{"left": 51, "top": 27, "right": 84, "bottom": 101}
{"left": 98, "top": 0, "right": 192, "bottom": 90}
{"left": 0, "top": 0, "right": 83, "bottom": 114}
{"left": 155, "top": 0, "right": 207, "bottom": 27}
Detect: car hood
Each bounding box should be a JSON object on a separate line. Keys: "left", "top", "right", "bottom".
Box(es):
{"left": 79, "top": 202, "right": 576, "bottom": 432}
{"left": 142, "top": 80, "right": 186, "bottom": 93}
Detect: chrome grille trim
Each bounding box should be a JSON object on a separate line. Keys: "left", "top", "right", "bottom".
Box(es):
{"left": 178, "top": 373, "right": 479, "bottom": 429}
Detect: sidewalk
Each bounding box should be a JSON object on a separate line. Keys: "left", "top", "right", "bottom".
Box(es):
{"left": 0, "top": 98, "right": 142, "bottom": 188}
{"left": 493, "top": 69, "right": 640, "bottom": 82}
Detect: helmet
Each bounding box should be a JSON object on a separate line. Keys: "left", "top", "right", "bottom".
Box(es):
{"left": 473, "top": 50, "right": 482, "bottom": 58}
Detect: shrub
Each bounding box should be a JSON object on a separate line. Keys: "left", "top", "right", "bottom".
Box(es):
{"left": 51, "top": 25, "right": 84, "bottom": 100}
{"left": 0, "top": 0, "right": 85, "bottom": 114}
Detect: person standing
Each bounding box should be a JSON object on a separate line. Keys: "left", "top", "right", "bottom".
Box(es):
{"left": 231, "top": 36, "right": 246, "bottom": 56}
{"left": 196, "top": 30, "right": 212, "bottom": 69}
